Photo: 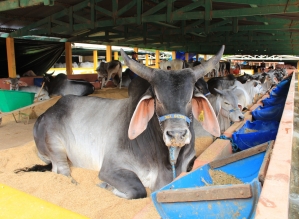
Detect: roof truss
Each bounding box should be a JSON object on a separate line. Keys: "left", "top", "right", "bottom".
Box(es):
{"left": 1, "top": 0, "right": 299, "bottom": 55}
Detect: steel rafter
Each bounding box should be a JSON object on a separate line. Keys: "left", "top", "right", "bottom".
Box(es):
{"left": 2, "top": 0, "right": 299, "bottom": 55}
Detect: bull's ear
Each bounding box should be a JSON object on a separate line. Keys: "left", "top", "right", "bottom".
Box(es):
{"left": 238, "top": 103, "right": 243, "bottom": 111}
{"left": 128, "top": 94, "right": 154, "bottom": 139}
{"left": 192, "top": 93, "right": 220, "bottom": 137}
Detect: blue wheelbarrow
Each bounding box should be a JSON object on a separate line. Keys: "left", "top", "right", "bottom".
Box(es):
{"left": 151, "top": 141, "right": 274, "bottom": 219}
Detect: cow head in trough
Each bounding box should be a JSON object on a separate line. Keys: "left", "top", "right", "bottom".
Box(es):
{"left": 214, "top": 87, "right": 244, "bottom": 122}
{"left": 120, "top": 45, "right": 224, "bottom": 148}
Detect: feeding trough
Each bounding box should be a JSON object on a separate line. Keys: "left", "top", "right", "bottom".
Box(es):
{"left": 232, "top": 120, "right": 279, "bottom": 151}
{"left": 0, "top": 89, "right": 54, "bottom": 125}
{"left": 151, "top": 141, "right": 274, "bottom": 219}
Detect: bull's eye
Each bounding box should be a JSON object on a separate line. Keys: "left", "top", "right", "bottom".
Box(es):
{"left": 224, "top": 101, "right": 230, "bottom": 105}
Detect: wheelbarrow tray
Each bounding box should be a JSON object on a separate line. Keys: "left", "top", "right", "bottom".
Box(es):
{"left": 151, "top": 142, "right": 272, "bottom": 219}
{"left": 0, "top": 90, "right": 35, "bottom": 112}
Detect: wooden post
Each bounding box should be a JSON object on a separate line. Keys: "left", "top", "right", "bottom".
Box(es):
{"left": 297, "top": 61, "right": 299, "bottom": 92}
{"left": 134, "top": 47, "right": 138, "bottom": 60}
{"left": 172, "top": 51, "right": 176, "bottom": 60}
{"left": 65, "top": 42, "right": 73, "bottom": 75}
{"left": 6, "top": 37, "right": 17, "bottom": 78}
{"left": 93, "top": 50, "right": 98, "bottom": 71}
{"left": 145, "top": 54, "right": 149, "bottom": 66}
{"left": 106, "top": 45, "right": 112, "bottom": 62}
{"left": 204, "top": 54, "right": 207, "bottom": 61}
{"left": 185, "top": 53, "right": 189, "bottom": 62}
{"left": 196, "top": 54, "right": 199, "bottom": 61}
{"left": 114, "top": 51, "right": 119, "bottom": 60}
{"left": 155, "top": 50, "right": 160, "bottom": 69}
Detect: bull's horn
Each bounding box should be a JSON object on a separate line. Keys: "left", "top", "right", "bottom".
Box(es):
{"left": 120, "top": 49, "right": 154, "bottom": 82}
{"left": 192, "top": 45, "right": 225, "bottom": 80}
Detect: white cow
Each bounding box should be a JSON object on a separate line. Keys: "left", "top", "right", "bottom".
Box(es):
{"left": 207, "top": 87, "right": 244, "bottom": 133}
{"left": 233, "top": 79, "right": 268, "bottom": 109}
{"left": 19, "top": 86, "right": 50, "bottom": 101}
{"left": 159, "top": 59, "right": 186, "bottom": 70}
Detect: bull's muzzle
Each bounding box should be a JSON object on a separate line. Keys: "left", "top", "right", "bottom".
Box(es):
{"left": 163, "top": 128, "right": 191, "bottom": 147}
{"left": 158, "top": 113, "right": 192, "bottom": 147}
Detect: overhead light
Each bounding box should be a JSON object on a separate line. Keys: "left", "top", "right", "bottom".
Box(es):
{"left": 59, "top": 38, "right": 68, "bottom": 42}
{"left": 0, "top": 33, "right": 9, "bottom": 38}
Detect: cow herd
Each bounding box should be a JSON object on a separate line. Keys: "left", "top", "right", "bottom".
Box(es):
{"left": 4, "top": 45, "right": 294, "bottom": 200}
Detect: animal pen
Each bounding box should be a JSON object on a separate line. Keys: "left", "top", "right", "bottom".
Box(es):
{"left": 0, "top": 71, "right": 297, "bottom": 219}
{"left": 0, "top": 1, "right": 299, "bottom": 218}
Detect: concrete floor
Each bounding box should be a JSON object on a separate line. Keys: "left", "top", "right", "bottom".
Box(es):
{"left": 290, "top": 73, "right": 299, "bottom": 219}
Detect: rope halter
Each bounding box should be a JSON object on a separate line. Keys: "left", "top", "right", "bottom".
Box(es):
{"left": 157, "top": 113, "right": 191, "bottom": 180}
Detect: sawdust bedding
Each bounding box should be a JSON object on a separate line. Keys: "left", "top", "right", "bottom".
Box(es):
{"left": 0, "top": 87, "right": 219, "bottom": 218}
{"left": 0, "top": 88, "right": 160, "bottom": 219}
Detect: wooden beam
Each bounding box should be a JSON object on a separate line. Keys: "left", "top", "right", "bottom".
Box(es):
{"left": 157, "top": 184, "right": 252, "bottom": 203}
{"left": 209, "top": 142, "right": 268, "bottom": 169}
{"left": 114, "top": 51, "right": 118, "bottom": 60}
{"left": 65, "top": 42, "right": 73, "bottom": 75}
{"left": 134, "top": 47, "right": 138, "bottom": 59}
{"left": 258, "top": 141, "right": 275, "bottom": 185}
{"left": 6, "top": 37, "right": 16, "bottom": 78}
{"left": 106, "top": 45, "right": 112, "bottom": 62}
{"left": 172, "top": 51, "right": 176, "bottom": 59}
{"left": 145, "top": 54, "right": 149, "bottom": 66}
{"left": 185, "top": 52, "right": 189, "bottom": 61}
{"left": 155, "top": 50, "right": 160, "bottom": 69}
{"left": 93, "top": 50, "right": 98, "bottom": 71}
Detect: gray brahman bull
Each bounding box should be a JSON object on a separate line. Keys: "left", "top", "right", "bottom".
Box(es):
{"left": 43, "top": 73, "right": 95, "bottom": 97}
{"left": 96, "top": 60, "right": 122, "bottom": 89}
{"left": 207, "top": 86, "right": 244, "bottom": 133}
{"left": 22, "top": 46, "right": 225, "bottom": 199}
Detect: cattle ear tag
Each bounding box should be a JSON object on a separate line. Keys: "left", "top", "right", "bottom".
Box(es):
{"left": 198, "top": 110, "right": 204, "bottom": 122}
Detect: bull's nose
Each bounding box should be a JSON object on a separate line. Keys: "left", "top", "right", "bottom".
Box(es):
{"left": 166, "top": 130, "right": 187, "bottom": 139}
{"left": 239, "top": 115, "right": 245, "bottom": 121}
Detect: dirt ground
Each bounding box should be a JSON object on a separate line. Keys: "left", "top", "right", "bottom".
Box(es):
{"left": 0, "top": 87, "right": 213, "bottom": 219}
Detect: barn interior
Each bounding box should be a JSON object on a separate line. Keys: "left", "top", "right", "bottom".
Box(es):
{"left": 0, "top": 1, "right": 299, "bottom": 219}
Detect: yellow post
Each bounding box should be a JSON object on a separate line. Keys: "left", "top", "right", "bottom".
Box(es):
{"left": 65, "top": 42, "right": 73, "bottom": 75}
{"left": 6, "top": 37, "right": 17, "bottom": 78}
{"left": 106, "top": 45, "right": 112, "bottom": 62}
{"left": 155, "top": 50, "right": 160, "bottom": 69}
{"left": 204, "top": 54, "right": 207, "bottom": 61}
{"left": 185, "top": 53, "right": 189, "bottom": 62}
{"left": 93, "top": 50, "right": 98, "bottom": 71}
{"left": 145, "top": 54, "right": 149, "bottom": 66}
{"left": 297, "top": 61, "right": 299, "bottom": 92}
{"left": 172, "top": 51, "right": 176, "bottom": 60}
{"left": 114, "top": 51, "right": 119, "bottom": 60}
{"left": 134, "top": 47, "right": 138, "bottom": 60}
